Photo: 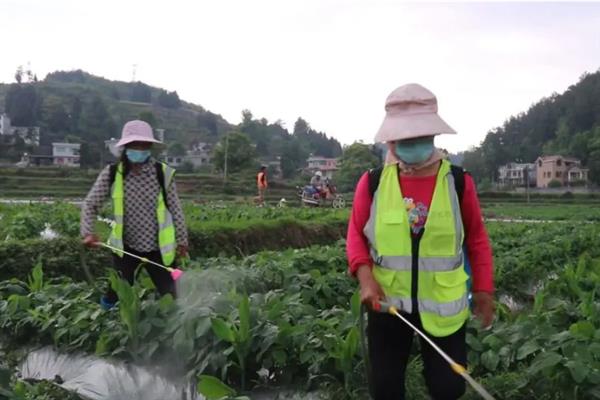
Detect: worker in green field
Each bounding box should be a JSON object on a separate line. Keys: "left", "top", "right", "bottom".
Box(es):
{"left": 346, "top": 84, "right": 495, "bottom": 400}
{"left": 80, "top": 120, "right": 189, "bottom": 309}
{"left": 257, "top": 165, "right": 268, "bottom": 205}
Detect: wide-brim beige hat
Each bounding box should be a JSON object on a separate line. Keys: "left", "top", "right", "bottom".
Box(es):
{"left": 374, "top": 83, "right": 456, "bottom": 143}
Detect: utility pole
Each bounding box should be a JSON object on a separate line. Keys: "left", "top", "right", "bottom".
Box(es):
{"left": 223, "top": 134, "right": 229, "bottom": 184}
{"left": 525, "top": 165, "right": 530, "bottom": 203}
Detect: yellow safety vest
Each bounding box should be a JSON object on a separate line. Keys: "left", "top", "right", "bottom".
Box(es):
{"left": 363, "top": 160, "right": 469, "bottom": 337}
{"left": 108, "top": 162, "right": 177, "bottom": 266}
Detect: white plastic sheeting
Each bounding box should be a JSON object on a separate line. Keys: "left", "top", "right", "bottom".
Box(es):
{"left": 19, "top": 347, "right": 201, "bottom": 400}
{"left": 251, "top": 390, "right": 324, "bottom": 400}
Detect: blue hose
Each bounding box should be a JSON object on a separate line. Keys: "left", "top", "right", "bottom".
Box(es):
{"left": 464, "top": 245, "right": 473, "bottom": 309}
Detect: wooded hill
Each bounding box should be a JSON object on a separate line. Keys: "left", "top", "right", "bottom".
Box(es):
{"left": 0, "top": 69, "right": 342, "bottom": 174}
{"left": 462, "top": 68, "right": 600, "bottom": 185}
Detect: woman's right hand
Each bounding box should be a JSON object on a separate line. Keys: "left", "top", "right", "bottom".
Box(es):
{"left": 356, "top": 265, "right": 386, "bottom": 310}
{"left": 82, "top": 234, "right": 100, "bottom": 248}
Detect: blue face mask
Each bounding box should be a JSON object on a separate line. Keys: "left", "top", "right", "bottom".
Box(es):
{"left": 126, "top": 149, "right": 151, "bottom": 163}
{"left": 394, "top": 136, "right": 435, "bottom": 164}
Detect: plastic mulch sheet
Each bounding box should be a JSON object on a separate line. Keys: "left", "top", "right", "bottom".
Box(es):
{"left": 18, "top": 347, "right": 201, "bottom": 400}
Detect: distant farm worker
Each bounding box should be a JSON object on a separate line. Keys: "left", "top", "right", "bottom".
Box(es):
{"left": 310, "top": 170, "right": 324, "bottom": 195}
{"left": 257, "top": 165, "right": 268, "bottom": 204}
{"left": 81, "top": 120, "right": 189, "bottom": 310}
{"left": 346, "top": 84, "right": 495, "bottom": 400}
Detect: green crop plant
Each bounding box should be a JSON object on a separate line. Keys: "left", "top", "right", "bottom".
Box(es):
{"left": 211, "top": 294, "right": 253, "bottom": 390}
{"left": 108, "top": 270, "right": 143, "bottom": 352}
{"left": 0, "top": 224, "right": 599, "bottom": 398}
{"left": 197, "top": 375, "right": 250, "bottom": 400}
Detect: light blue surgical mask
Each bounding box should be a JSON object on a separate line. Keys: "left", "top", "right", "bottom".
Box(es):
{"left": 126, "top": 149, "right": 151, "bottom": 163}
{"left": 394, "top": 136, "right": 435, "bottom": 164}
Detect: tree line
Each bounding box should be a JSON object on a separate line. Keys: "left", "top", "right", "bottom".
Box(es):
{"left": 462, "top": 69, "right": 600, "bottom": 186}
{"left": 212, "top": 111, "right": 344, "bottom": 178}
{"left": 2, "top": 69, "right": 344, "bottom": 175}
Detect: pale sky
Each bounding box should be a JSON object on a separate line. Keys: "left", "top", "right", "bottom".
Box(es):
{"left": 1, "top": 1, "right": 599, "bottom": 152}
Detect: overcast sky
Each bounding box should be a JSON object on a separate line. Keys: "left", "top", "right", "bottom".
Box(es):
{"left": 1, "top": 1, "right": 599, "bottom": 152}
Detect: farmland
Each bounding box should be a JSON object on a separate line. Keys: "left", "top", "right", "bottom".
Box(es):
{"left": 0, "top": 203, "right": 599, "bottom": 399}
{"left": 0, "top": 167, "right": 302, "bottom": 203}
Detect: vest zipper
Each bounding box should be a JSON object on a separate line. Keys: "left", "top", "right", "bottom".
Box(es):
{"left": 411, "top": 230, "right": 424, "bottom": 314}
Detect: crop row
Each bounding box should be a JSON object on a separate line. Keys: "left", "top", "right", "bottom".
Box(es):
{"left": 1, "top": 220, "right": 600, "bottom": 398}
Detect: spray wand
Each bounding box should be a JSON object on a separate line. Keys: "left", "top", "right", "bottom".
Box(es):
{"left": 97, "top": 242, "right": 184, "bottom": 281}
{"left": 374, "top": 301, "right": 496, "bottom": 400}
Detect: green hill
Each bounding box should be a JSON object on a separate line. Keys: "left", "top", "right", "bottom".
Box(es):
{"left": 0, "top": 70, "right": 342, "bottom": 173}
{"left": 462, "top": 68, "right": 600, "bottom": 185}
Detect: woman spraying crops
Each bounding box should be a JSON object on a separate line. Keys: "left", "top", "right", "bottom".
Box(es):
{"left": 81, "top": 120, "right": 189, "bottom": 309}
{"left": 347, "top": 84, "right": 495, "bottom": 400}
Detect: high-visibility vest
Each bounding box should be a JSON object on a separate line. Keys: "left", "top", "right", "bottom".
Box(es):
{"left": 363, "top": 160, "right": 469, "bottom": 337}
{"left": 108, "top": 162, "right": 177, "bottom": 266}
{"left": 257, "top": 172, "right": 267, "bottom": 188}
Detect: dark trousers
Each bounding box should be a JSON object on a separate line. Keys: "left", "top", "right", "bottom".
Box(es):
{"left": 368, "top": 311, "right": 467, "bottom": 400}
{"left": 105, "top": 247, "right": 176, "bottom": 303}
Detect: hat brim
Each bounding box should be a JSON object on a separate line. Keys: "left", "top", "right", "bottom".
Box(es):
{"left": 116, "top": 135, "right": 163, "bottom": 148}
{"left": 374, "top": 112, "right": 456, "bottom": 143}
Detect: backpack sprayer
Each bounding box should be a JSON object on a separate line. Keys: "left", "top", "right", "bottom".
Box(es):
{"left": 372, "top": 301, "right": 496, "bottom": 400}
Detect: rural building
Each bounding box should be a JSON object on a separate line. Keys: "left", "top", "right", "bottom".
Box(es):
{"left": 184, "top": 142, "right": 212, "bottom": 169}
{"left": 165, "top": 155, "right": 185, "bottom": 166}
{"left": 306, "top": 155, "right": 338, "bottom": 179}
{"left": 52, "top": 143, "right": 80, "bottom": 167}
{"left": 0, "top": 114, "right": 10, "bottom": 135}
{"left": 164, "top": 143, "right": 213, "bottom": 169}
{"left": 498, "top": 163, "right": 536, "bottom": 187}
{"left": 535, "top": 155, "right": 589, "bottom": 188}
{"left": 0, "top": 113, "right": 40, "bottom": 146}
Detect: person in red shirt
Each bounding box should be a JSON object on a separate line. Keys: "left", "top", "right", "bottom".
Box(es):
{"left": 347, "top": 84, "right": 495, "bottom": 400}
{"left": 256, "top": 166, "right": 268, "bottom": 205}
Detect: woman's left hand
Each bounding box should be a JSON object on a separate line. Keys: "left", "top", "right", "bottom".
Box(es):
{"left": 473, "top": 292, "right": 495, "bottom": 329}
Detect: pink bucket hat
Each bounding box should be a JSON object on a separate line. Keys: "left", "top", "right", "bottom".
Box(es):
{"left": 116, "top": 120, "right": 163, "bottom": 147}
{"left": 374, "top": 83, "right": 456, "bottom": 143}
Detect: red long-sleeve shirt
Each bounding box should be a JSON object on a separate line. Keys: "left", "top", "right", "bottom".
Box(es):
{"left": 346, "top": 171, "right": 494, "bottom": 293}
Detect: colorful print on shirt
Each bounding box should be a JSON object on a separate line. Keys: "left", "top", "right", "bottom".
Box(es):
{"left": 404, "top": 197, "right": 428, "bottom": 234}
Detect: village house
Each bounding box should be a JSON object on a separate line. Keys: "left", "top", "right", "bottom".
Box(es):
{"left": 165, "top": 155, "right": 185, "bottom": 166}
{"left": 52, "top": 143, "right": 81, "bottom": 167}
{"left": 535, "top": 155, "right": 589, "bottom": 188}
{"left": 164, "top": 142, "right": 213, "bottom": 169}
{"left": 182, "top": 142, "right": 212, "bottom": 169}
{"left": 498, "top": 162, "right": 536, "bottom": 187}
{"left": 0, "top": 113, "right": 40, "bottom": 146}
{"left": 19, "top": 143, "right": 81, "bottom": 167}
{"left": 306, "top": 155, "right": 338, "bottom": 179}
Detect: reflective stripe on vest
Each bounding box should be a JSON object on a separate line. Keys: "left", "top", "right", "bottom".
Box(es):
{"left": 363, "top": 160, "right": 469, "bottom": 337}
{"left": 108, "top": 162, "right": 177, "bottom": 266}
{"left": 369, "top": 249, "right": 464, "bottom": 272}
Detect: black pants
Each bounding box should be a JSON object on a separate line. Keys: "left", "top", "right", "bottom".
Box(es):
{"left": 105, "top": 247, "right": 176, "bottom": 303}
{"left": 368, "top": 311, "right": 467, "bottom": 400}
